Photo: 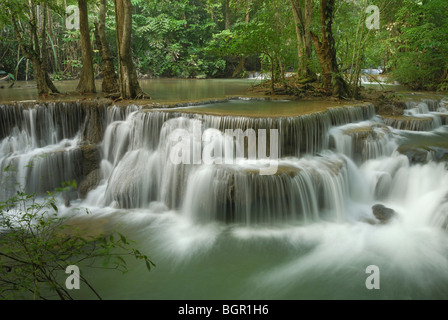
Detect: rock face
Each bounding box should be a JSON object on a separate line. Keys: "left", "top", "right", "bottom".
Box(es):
{"left": 372, "top": 204, "right": 396, "bottom": 223}
{"left": 82, "top": 104, "right": 107, "bottom": 144}
{"left": 78, "top": 169, "right": 101, "bottom": 199}
{"left": 397, "top": 145, "right": 448, "bottom": 165}
{"left": 79, "top": 145, "right": 102, "bottom": 199}
{"left": 396, "top": 146, "right": 430, "bottom": 164}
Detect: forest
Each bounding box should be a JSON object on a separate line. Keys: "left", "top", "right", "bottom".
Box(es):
{"left": 0, "top": 0, "right": 447, "bottom": 100}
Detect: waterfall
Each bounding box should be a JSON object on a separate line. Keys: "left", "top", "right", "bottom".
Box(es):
{"left": 0, "top": 99, "right": 446, "bottom": 228}
{"left": 181, "top": 154, "right": 364, "bottom": 224}
{"left": 382, "top": 99, "right": 447, "bottom": 131}
{"left": 96, "top": 104, "right": 375, "bottom": 215}
{"left": 2, "top": 95, "right": 448, "bottom": 299}
{"left": 0, "top": 102, "right": 85, "bottom": 200}
{"left": 328, "top": 120, "right": 397, "bottom": 163}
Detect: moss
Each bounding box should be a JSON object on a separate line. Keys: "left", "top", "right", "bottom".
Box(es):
{"left": 342, "top": 124, "right": 390, "bottom": 140}
{"left": 243, "top": 165, "right": 301, "bottom": 177}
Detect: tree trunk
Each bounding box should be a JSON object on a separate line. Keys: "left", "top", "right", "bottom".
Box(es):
{"left": 290, "top": 0, "right": 314, "bottom": 79}
{"left": 269, "top": 54, "right": 275, "bottom": 94}
{"left": 38, "top": 4, "right": 60, "bottom": 94}
{"left": 114, "top": 0, "right": 149, "bottom": 99}
{"left": 225, "top": 0, "right": 231, "bottom": 29}
{"left": 311, "top": 0, "right": 348, "bottom": 98}
{"left": 94, "top": 0, "right": 119, "bottom": 94}
{"left": 76, "top": 0, "right": 96, "bottom": 93}
{"left": 10, "top": 2, "right": 59, "bottom": 95}
{"left": 232, "top": 5, "right": 251, "bottom": 78}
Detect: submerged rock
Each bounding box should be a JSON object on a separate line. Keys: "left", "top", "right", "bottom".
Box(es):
{"left": 372, "top": 204, "right": 396, "bottom": 223}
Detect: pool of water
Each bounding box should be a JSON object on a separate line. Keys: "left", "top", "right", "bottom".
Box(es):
{"left": 166, "top": 99, "right": 363, "bottom": 118}
{"left": 0, "top": 78, "right": 258, "bottom": 102}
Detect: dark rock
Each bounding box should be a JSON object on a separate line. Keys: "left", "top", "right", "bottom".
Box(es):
{"left": 430, "top": 147, "right": 448, "bottom": 163}
{"left": 372, "top": 204, "right": 396, "bottom": 223}
{"left": 396, "top": 145, "right": 429, "bottom": 164}
{"left": 82, "top": 105, "right": 106, "bottom": 144}
{"left": 79, "top": 145, "right": 101, "bottom": 198}
{"left": 81, "top": 145, "right": 101, "bottom": 175}
{"left": 79, "top": 169, "right": 101, "bottom": 199}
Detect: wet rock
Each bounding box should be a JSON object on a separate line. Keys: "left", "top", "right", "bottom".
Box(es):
{"left": 397, "top": 145, "right": 448, "bottom": 165}
{"left": 383, "top": 116, "right": 434, "bottom": 131}
{"left": 79, "top": 145, "right": 101, "bottom": 198}
{"left": 372, "top": 204, "right": 396, "bottom": 223}
{"left": 82, "top": 104, "right": 107, "bottom": 144}
{"left": 430, "top": 147, "right": 448, "bottom": 163}
{"left": 396, "top": 145, "right": 430, "bottom": 164}
{"left": 81, "top": 144, "right": 100, "bottom": 171}
{"left": 79, "top": 169, "right": 101, "bottom": 199}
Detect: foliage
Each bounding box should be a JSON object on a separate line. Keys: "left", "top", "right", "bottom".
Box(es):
{"left": 0, "top": 185, "right": 155, "bottom": 300}
{"left": 387, "top": 0, "right": 448, "bottom": 90}
{"left": 131, "top": 0, "right": 227, "bottom": 78}
{"left": 0, "top": 0, "right": 447, "bottom": 90}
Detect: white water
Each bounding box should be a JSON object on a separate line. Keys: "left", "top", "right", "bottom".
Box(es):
{"left": 1, "top": 99, "right": 448, "bottom": 299}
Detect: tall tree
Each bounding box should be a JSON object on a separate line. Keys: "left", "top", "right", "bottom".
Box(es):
{"left": 310, "top": 0, "right": 349, "bottom": 97}
{"left": 76, "top": 0, "right": 96, "bottom": 93}
{"left": 114, "top": 0, "right": 149, "bottom": 99}
{"left": 6, "top": 0, "right": 60, "bottom": 95}
{"left": 232, "top": 0, "right": 252, "bottom": 78}
{"left": 224, "top": 0, "right": 231, "bottom": 30}
{"left": 94, "top": 0, "right": 119, "bottom": 94}
{"left": 290, "top": 0, "right": 314, "bottom": 79}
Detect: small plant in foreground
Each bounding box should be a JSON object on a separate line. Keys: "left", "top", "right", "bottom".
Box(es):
{"left": 0, "top": 187, "right": 155, "bottom": 300}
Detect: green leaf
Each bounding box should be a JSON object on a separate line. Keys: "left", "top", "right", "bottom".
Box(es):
{"left": 145, "top": 259, "right": 153, "bottom": 272}
{"left": 118, "top": 233, "right": 128, "bottom": 245}
{"left": 50, "top": 202, "right": 58, "bottom": 213}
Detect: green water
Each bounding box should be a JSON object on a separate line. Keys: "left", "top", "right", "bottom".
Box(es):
{"left": 168, "top": 99, "right": 359, "bottom": 117}
{"left": 68, "top": 208, "right": 448, "bottom": 300}
{"left": 0, "top": 78, "right": 258, "bottom": 102}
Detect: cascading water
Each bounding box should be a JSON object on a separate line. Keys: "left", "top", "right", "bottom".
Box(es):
{"left": 382, "top": 99, "right": 447, "bottom": 131}
{"left": 0, "top": 102, "right": 85, "bottom": 200}
{"left": 1, "top": 97, "right": 448, "bottom": 299}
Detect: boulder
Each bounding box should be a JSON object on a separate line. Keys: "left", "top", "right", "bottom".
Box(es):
{"left": 372, "top": 204, "right": 396, "bottom": 223}
{"left": 82, "top": 105, "right": 106, "bottom": 144}
{"left": 79, "top": 145, "right": 102, "bottom": 198}
{"left": 81, "top": 145, "right": 101, "bottom": 174}
{"left": 79, "top": 169, "right": 101, "bottom": 199}
{"left": 396, "top": 145, "right": 429, "bottom": 164}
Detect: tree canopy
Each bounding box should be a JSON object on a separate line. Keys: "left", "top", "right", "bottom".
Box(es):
{"left": 0, "top": 0, "right": 447, "bottom": 97}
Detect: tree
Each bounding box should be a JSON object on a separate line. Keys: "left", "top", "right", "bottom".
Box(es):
{"left": 0, "top": 185, "right": 155, "bottom": 300}
{"left": 94, "top": 0, "right": 119, "bottom": 94}
{"left": 76, "top": 0, "right": 96, "bottom": 93}
{"left": 3, "top": 0, "right": 60, "bottom": 95}
{"left": 388, "top": 0, "right": 448, "bottom": 90}
{"left": 310, "top": 0, "right": 349, "bottom": 97}
{"left": 114, "top": 0, "right": 149, "bottom": 99}
{"left": 289, "top": 0, "right": 314, "bottom": 79}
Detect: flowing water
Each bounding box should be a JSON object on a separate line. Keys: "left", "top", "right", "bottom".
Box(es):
{"left": 1, "top": 81, "right": 448, "bottom": 299}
